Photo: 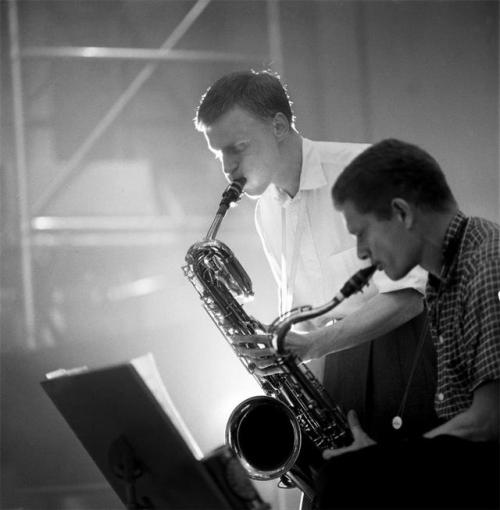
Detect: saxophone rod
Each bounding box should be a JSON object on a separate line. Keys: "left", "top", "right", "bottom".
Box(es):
{"left": 205, "top": 178, "right": 246, "bottom": 241}
{"left": 275, "top": 265, "right": 377, "bottom": 353}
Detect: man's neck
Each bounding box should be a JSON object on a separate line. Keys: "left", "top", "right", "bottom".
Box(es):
{"left": 272, "top": 130, "right": 303, "bottom": 198}
{"left": 419, "top": 207, "right": 459, "bottom": 277}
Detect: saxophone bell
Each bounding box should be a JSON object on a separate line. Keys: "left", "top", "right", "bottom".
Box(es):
{"left": 226, "top": 396, "right": 303, "bottom": 481}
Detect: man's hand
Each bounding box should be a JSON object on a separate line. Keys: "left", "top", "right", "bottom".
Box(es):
{"left": 283, "top": 330, "right": 317, "bottom": 361}
{"left": 231, "top": 334, "right": 283, "bottom": 375}
{"left": 322, "top": 410, "right": 376, "bottom": 459}
{"left": 231, "top": 329, "right": 320, "bottom": 375}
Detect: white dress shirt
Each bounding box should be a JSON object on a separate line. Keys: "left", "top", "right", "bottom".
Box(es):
{"left": 255, "top": 137, "right": 427, "bottom": 328}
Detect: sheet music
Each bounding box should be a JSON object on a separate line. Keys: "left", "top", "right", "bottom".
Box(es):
{"left": 129, "top": 353, "right": 204, "bottom": 460}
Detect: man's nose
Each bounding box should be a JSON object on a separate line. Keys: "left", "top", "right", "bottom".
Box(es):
{"left": 222, "top": 154, "right": 238, "bottom": 175}
{"left": 357, "top": 242, "right": 370, "bottom": 261}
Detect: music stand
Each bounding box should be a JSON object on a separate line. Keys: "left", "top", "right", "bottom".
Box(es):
{"left": 41, "top": 354, "right": 237, "bottom": 510}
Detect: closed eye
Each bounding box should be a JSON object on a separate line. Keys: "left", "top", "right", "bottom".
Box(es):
{"left": 349, "top": 229, "right": 365, "bottom": 243}
{"left": 226, "top": 141, "right": 249, "bottom": 155}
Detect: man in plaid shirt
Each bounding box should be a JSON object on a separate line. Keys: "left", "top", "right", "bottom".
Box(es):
{"left": 315, "top": 139, "right": 499, "bottom": 509}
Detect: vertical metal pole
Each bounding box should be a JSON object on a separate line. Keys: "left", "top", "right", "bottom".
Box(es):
{"left": 8, "top": 0, "right": 36, "bottom": 350}
{"left": 355, "top": 2, "right": 373, "bottom": 141}
{"left": 267, "top": 8, "right": 291, "bottom": 510}
{"left": 266, "top": 0, "right": 284, "bottom": 77}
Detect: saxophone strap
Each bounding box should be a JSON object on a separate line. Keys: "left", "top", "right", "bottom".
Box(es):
{"left": 392, "top": 310, "right": 430, "bottom": 430}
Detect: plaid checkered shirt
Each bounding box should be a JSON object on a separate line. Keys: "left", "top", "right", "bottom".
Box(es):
{"left": 425, "top": 210, "right": 500, "bottom": 420}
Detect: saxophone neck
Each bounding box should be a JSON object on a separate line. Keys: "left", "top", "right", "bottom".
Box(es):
{"left": 205, "top": 178, "right": 246, "bottom": 240}
{"left": 205, "top": 212, "right": 225, "bottom": 241}
{"left": 271, "top": 301, "right": 341, "bottom": 355}
{"left": 272, "top": 265, "right": 376, "bottom": 353}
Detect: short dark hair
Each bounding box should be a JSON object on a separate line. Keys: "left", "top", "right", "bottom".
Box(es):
{"left": 194, "top": 69, "right": 294, "bottom": 130}
{"left": 332, "top": 139, "right": 457, "bottom": 219}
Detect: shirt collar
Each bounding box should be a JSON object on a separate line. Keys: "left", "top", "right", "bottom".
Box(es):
{"left": 439, "top": 210, "right": 468, "bottom": 282}
{"left": 271, "top": 137, "right": 328, "bottom": 206}
{"left": 300, "top": 137, "right": 328, "bottom": 190}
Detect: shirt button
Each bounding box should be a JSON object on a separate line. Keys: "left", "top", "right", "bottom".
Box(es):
{"left": 437, "top": 392, "right": 445, "bottom": 401}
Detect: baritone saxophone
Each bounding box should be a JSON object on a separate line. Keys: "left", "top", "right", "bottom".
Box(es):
{"left": 182, "top": 178, "right": 376, "bottom": 500}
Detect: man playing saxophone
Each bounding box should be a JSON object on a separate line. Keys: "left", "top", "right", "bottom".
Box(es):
{"left": 312, "top": 138, "right": 499, "bottom": 509}
{"left": 194, "top": 69, "right": 438, "bottom": 452}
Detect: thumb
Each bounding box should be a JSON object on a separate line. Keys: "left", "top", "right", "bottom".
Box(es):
{"left": 347, "top": 409, "right": 360, "bottom": 425}
{"left": 347, "top": 409, "right": 363, "bottom": 437}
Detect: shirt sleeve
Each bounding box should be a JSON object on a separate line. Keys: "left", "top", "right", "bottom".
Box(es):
{"left": 371, "top": 265, "right": 428, "bottom": 295}
{"left": 463, "top": 258, "right": 500, "bottom": 390}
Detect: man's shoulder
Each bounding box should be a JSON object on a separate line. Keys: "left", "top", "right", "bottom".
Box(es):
{"left": 468, "top": 216, "right": 500, "bottom": 238}
{"left": 463, "top": 216, "right": 500, "bottom": 262}
{"left": 459, "top": 217, "right": 500, "bottom": 286}
{"left": 306, "top": 139, "right": 370, "bottom": 170}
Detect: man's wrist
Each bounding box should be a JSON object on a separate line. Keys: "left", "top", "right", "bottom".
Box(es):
{"left": 309, "top": 325, "right": 337, "bottom": 359}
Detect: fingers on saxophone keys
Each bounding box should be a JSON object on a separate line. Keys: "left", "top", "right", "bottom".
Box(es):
{"left": 248, "top": 362, "right": 283, "bottom": 377}
{"left": 236, "top": 346, "right": 274, "bottom": 359}
{"left": 232, "top": 335, "right": 274, "bottom": 357}
{"left": 232, "top": 334, "right": 273, "bottom": 348}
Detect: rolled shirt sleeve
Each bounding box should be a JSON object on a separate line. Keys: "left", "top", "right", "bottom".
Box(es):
{"left": 372, "top": 265, "right": 428, "bottom": 295}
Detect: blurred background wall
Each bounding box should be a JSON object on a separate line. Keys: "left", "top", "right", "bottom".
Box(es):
{"left": 1, "top": 1, "right": 498, "bottom": 509}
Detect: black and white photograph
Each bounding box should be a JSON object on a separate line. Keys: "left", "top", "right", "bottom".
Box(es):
{"left": 1, "top": 1, "right": 498, "bottom": 509}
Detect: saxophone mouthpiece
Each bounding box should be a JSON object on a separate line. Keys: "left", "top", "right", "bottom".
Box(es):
{"left": 339, "top": 265, "right": 376, "bottom": 299}
{"left": 232, "top": 177, "right": 247, "bottom": 192}
{"left": 205, "top": 178, "right": 247, "bottom": 241}
{"left": 224, "top": 177, "right": 246, "bottom": 202}
{"left": 217, "top": 178, "right": 247, "bottom": 214}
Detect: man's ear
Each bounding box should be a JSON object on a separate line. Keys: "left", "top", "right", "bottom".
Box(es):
{"left": 272, "top": 112, "right": 290, "bottom": 140}
{"left": 391, "top": 198, "right": 414, "bottom": 229}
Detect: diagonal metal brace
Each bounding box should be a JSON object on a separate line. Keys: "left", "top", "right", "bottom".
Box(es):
{"left": 33, "top": 0, "right": 211, "bottom": 216}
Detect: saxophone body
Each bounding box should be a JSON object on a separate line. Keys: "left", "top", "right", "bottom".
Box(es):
{"left": 182, "top": 179, "right": 375, "bottom": 499}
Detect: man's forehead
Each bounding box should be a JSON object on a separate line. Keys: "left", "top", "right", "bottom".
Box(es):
{"left": 341, "top": 201, "right": 368, "bottom": 231}
{"left": 204, "top": 107, "right": 260, "bottom": 149}
{"left": 205, "top": 128, "right": 244, "bottom": 153}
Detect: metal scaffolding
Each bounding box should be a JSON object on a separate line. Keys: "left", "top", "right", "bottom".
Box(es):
{"left": 6, "top": 0, "right": 284, "bottom": 350}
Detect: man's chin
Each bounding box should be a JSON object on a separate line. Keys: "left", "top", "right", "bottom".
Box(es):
{"left": 381, "top": 266, "right": 398, "bottom": 281}
{"left": 243, "top": 191, "right": 261, "bottom": 200}
{"left": 244, "top": 186, "right": 266, "bottom": 199}
{"left": 385, "top": 267, "right": 412, "bottom": 282}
